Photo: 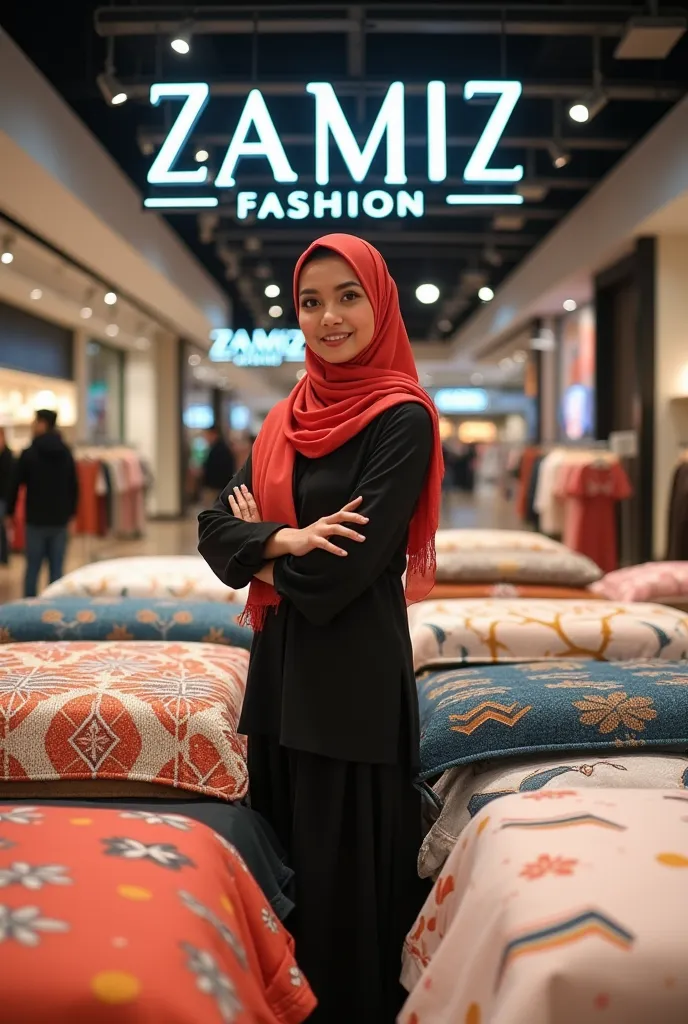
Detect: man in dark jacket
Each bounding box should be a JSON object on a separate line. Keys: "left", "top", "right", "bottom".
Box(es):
{"left": 6, "top": 409, "right": 79, "bottom": 596}
{"left": 201, "top": 423, "right": 236, "bottom": 506}
{"left": 0, "top": 427, "right": 14, "bottom": 565}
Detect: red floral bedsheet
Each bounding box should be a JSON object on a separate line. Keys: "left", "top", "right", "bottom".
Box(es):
{"left": 0, "top": 641, "right": 250, "bottom": 801}
{"left": 0, "top": 804, "right": 316, "bottom": 1022}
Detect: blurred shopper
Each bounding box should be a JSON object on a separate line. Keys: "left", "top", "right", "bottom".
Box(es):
{"left": 6, "top": 410, "right": 78, "bottom": 596}
{"left": 0, "top": 428, "right": 14, "bottom": 565}
{"left": 201, "top": 423, "right": 236, "bottom": 506}
{"left": 199, "top": 233, "right": 444, "bottom": 1023}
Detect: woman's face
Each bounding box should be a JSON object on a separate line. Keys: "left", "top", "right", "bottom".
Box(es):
{"left": 298, "top": 255, "right": 375, "bottom": 364}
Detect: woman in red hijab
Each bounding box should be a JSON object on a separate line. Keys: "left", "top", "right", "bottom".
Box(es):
{"left": 199, "top": 234, "right": 443, "bottom": 1023}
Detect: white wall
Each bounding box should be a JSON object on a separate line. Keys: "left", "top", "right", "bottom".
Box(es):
{"left": 124, "top": 345, "right": 158, "bottom": 509}
{"left": 653, "top": 235, "right": 688, "bottom": 557}
{"left": 153, "top": 334, "right": 182, "bottom": 517}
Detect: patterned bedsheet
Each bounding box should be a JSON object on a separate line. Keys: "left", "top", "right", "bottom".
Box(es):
{"left": 0, "top": 804, "right": 315, "bottom": 1022}
{"left": 402, "top": 789, "right": 688, "bottom": 1024}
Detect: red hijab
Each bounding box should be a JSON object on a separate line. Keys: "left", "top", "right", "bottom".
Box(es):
{"left": 241, "top": 233, "right": 443, "bottom": 630}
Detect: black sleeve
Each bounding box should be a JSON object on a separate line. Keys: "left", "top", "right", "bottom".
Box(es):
{"left": 272, "top": 404, "right": 434, "bottom": 627}
{"left": 197, "top": 454, "right": 290, "bottom": 591}
{"left": 69, "top": 454, "right": 79, "bottom": 519}
{"left": 6, "top": 451, "right": 28, "bottom": 517}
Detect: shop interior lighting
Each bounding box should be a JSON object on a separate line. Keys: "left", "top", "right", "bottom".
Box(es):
{"left": 569, "top": 37, "right": 607, "bottom": 124}
{"left": 296, "top": 369, "right": 307, "bottom": 381}
{"left": 170, "top": 21, "right": 194, "bottom": 55}
{"left": 478, "top": 286, "right": 495, "bottom": 302}
{"left": 438, "top": 318, "right": 453, "bottom": 332}
{"left": 513, "top": 350, "right": 528, "bottom": 363}
{"left": 268, "top": 305, "right": 283, "bottom": 318}
{"left": 105, "top": 324, "right": 120, "bottom": 338}
{"left": 188, "top": 354, "right": 202, "bottom": 366}
{"left": 515, "top": 182, "right": 549, "bottom": 202}
{"left": 30, "top": 288, "right": 42, "bottom": 301}
{"left": 80, "top": 306, "right": 93, "bottom": 319}
{"left": 1, "top": 237, "right": 14, "bottom": 264}
{"left": 416, "top": 283, "right": 440, "bottom": 305}
{"left": 194, "top": 149, "right": 209, "bottom": 163}
{"left": 471, "top": 372, "right": 484, "bottom": 385}
{"left": 135, "top": 337, "right": 151, "bottom": 351}
{"left": 563, "top": 298, "right": 578, "bottom": 312}
{"left": 499, "top": 357, "right": 514, "bottom": 370}
{"left": 264, "top": 284, "right": 281, "bottom": 298}
{"left": 547, "top": 140, "right": 572, "bottom": 169}
{"left": 97, "top": 40, "right": 127, "bottom": 106}
{"left": 614, "top": 16, "right": 686, "bottom": 59}
{"left": 104, "top": 291, "right": 117, "bottom": 306}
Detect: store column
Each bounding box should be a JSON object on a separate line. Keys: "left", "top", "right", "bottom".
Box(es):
{"left": 654, "top": 235, "right": 688, "bottom": 558}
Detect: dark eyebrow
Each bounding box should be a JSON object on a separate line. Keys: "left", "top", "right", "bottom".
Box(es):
{"left": 299, "top": 279, "right": 362, "bottom": 297}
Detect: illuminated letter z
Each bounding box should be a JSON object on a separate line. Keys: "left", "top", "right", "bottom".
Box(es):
{"left": 147, "top": 83, "right": 210, "bottom": 185}
{"left": 463, "top": 81, "right": 523, "bottom": 184}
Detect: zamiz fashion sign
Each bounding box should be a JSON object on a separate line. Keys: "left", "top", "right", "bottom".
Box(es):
{"left": 208, "top": 328, "right": 305, "bottom": 367}
{"left": 143, "top": 80, "right": 524, "bottom": 218}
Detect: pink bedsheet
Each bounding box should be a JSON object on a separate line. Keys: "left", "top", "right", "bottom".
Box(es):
{"left": 401, "top": 789, "right": 688, "bottom": 1024}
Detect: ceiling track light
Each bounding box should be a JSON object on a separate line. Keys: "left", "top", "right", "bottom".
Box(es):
{"left": 97, "top": 38, "right": 127, "bottom": 106}
{"left": 548, "top": 140, "right": 572, "bottom": 169}
{"left": 0, "top": 235, "right": 14, "bottom": 265}
{"left": 569, "top": 36, "right": 607, "bottom": 124}
{"left": 170, "top": 20, "right": 194, "bottom": 55}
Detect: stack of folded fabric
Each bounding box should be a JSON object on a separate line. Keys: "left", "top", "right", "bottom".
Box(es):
{"left": 432, "top": 529, "right": 603, "bottom": 600}
{"left": 0, "top": 555, "right": 318, "bottom": 1012}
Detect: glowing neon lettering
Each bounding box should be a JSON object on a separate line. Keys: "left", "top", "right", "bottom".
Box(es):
{"left": 463, "top": 81, "right": 524, "bottom": 183}
{"left": 147, "top": 83, "right": 210, "bottom": 185}
{"left": 306, "top": 81, "right": 407, "bottom": 186}
{"left": 215, "top": 89, "right": 298, "bottom": 188}
{"left": 209, "top": 328, "right": 305, "bottom": 367}
{"left": 145, "top": 80, "right": 525, "bottom": 216}
{"left": 427, "top": 81, "right": 447, "bottom": 183}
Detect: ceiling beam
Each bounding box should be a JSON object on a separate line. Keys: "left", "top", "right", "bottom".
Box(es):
{"left": 216, "top": 229, "right": 539, "bottom": 246}
{"left": 137, "top": 128, "right": 630, "bottom": 153}
{"left": 240, "top": 245, "right": 525, "bottom": 260}
{"left": 94, "top": 6, "right": 644, "bottom": 38}
{"left": 123, "top": 79, "right": 683, "bottom": 102}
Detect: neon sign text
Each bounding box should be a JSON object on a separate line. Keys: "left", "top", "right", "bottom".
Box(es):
{"left": 209, "top": 328, "right": 305, "bottom": 367}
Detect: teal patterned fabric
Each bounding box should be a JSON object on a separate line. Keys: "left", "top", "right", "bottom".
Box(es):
{"left": 0, "top": 598, "right": 252, "bottom": 650}
{"left": 417, "top": 660, "right": 688, "bottom": 780}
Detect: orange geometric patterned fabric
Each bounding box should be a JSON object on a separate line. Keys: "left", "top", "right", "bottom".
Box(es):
{"left": 0, "top": 804, "right": 316, "bottom": 1022}
{"left": 0, "top": 642, "right": 249, "bottom": 801}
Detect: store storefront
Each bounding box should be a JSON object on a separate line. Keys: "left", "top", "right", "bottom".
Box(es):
{"left": 84, "top": 340, "right": 124, "bottom": 443}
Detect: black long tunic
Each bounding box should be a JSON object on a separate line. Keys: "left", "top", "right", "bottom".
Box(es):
{"left": 197, "top": 402, "right": 433, "bottom": 765}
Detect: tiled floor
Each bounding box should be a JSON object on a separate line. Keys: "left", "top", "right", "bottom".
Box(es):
{"left": 0, "top": 486, "right": 521, "bottom": 604}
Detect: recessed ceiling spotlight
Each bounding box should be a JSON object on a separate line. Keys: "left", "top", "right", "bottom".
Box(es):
{"left": 499, "top": 357, "right": 513, "bottom": 370}
{"left": 80, "top": 306, "right": 93, "bottom": 319}
{"left": 194, "top": 149, "right": 209, "bottom": 163}
{"left": 1, "top": 236, "right": 14, "bottom": 264}
{"left": 470, "top": 372, "right": 484, "bottom": 385}
{"left": 104, "top": 291, "right": 117, "bottom": 306}
{"left": 30, "top": 288, "right": 43, "bottom": 301}
{"left": 563, "top": 298, "right": 578, "bottom": 312}
{"left": 105, "top": 323, "right": 119, "bottom": 338}
{"left": 135, "top": 336, "right": 151, "bottom": 351}
{"left": 268, "top": 305, "right": 283, "bottom": 318}
{"left": 265, "top": 284, "right": 281, "bottom": 299}
{"left": 478, "top": 286, "right": 495, "bottom": 302}
{"left": 438, "top": 319, "right": 453, "bottom": 332}
{"left": 188, "top": 354, "right": 202, "bottom": 367}
{"left": 416, "top": 283, "right": 440, "bottom": 305}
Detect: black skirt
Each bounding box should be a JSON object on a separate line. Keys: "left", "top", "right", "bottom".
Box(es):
{"left": 248, "top": 737, "right": 430, "bottom": 1024}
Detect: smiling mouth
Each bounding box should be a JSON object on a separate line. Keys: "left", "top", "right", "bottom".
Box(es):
{"left": 320, "top": 332, "right": 352, "bottom": 346}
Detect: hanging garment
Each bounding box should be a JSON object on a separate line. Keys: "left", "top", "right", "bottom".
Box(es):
{"left": 563, "top": 460, "right": 632, "bottom": 572}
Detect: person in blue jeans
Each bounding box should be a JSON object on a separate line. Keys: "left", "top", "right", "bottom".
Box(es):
{"left": 5, "top": 409, "right": 79, "bottom": 597}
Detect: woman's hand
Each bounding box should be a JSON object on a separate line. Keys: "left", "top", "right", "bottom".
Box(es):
{"left": 228, "top": 485, "right": 262, "bottom": 523}
{"left": 265, "top": 497, "right": 368, "bottom": 559}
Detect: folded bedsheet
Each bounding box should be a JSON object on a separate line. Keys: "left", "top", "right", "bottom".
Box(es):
{"left": 419, "top": 749, "right": 688, "bottom": 879}
{"left": 402, "top": 789, "right": 688, "bottom": 1024}
{"left": 0, "top": 641, "right": 249, "bottom": 801}
{"left": 0, "top": 804, "right": 315, "bottom": 1023}
{"left": 0, "top": 597, "right": 252, "bottom": 649}
{"left": 9, "top": 797, "right": 295, "bottom": 921}
{"left": 409, "top": 598, "right": 688, "bottom": 670}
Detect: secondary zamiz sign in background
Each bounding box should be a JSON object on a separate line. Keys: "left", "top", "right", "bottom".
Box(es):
{"left": 144, "top": 80, "right": 524, "bottom": 218}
